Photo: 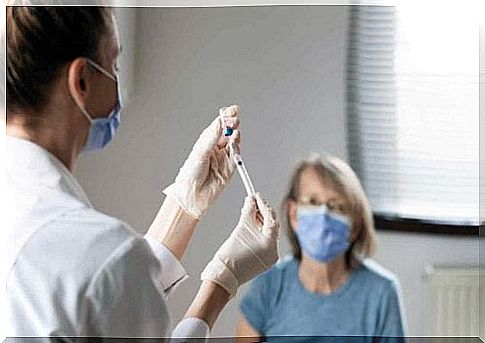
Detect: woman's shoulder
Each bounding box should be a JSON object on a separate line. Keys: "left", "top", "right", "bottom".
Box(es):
{"left": 269, "top": 254, "right": 299, "bottom": 278}
{"left": 250, "top": 254, "right": 297, "bottom": 289}
{"left": 275, "top": 254, "right": 298, "bottom": 269}
{"left": 355, "top": 258, "right": 401, "bottom": 292}
{"left": 243, "top": 254, "right": 297, "bottom": 312}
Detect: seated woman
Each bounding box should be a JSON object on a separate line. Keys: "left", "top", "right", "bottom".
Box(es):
{"left": 236, "top": 154, "right": 406, "bottom": 342}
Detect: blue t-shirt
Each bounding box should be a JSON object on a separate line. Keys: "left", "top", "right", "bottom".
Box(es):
{"left": 240, "top": 256, "right": 406, "bottom": 343}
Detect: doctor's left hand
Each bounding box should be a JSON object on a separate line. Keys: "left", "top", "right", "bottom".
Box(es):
{"left": 163, "top": 105, "right": 240, "bottom": 219}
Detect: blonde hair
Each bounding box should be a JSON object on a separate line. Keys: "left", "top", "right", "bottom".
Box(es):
{"left": 283, "top": 154, "right": 376, "bottom": 267}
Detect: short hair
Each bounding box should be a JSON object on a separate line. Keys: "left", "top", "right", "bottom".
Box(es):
{"left": 282, "top": 154, "right": 377, "bottom": 267}
{"left": 6, "top": 6, "right": 114, "bottom": 113}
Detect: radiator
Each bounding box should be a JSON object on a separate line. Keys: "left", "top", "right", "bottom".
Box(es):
{"left": 424, "top": 266, "right": 480, "bottom": 336}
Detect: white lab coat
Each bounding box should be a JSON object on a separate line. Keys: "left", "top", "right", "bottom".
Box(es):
{"left": 5, "top": 136, "right": 208, "bottom": 339}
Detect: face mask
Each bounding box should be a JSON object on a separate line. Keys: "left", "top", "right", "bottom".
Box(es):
{"left": 296, "top": 205, "right": 351, "bottom": 263}
{"left": 75, "top": 59, "right": 122, "bottom": 152}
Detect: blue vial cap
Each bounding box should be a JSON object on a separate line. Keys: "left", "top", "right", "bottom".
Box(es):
{"left": 224, "top": 127, "right": 234, "bottom": 136}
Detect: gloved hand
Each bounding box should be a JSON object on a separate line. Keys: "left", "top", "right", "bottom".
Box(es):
{"left": 163, "top": 105, "right": 240, "bottom": 219}
{"left": 201, "top": 193, "right": 280, "bottom": 297}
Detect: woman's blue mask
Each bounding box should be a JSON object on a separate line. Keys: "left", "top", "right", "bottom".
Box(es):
{"left": 76, "top": 59, "right": 122, "bottom": 152}
{"left": 296, "top": 205, "right": 351, "bottom": 263}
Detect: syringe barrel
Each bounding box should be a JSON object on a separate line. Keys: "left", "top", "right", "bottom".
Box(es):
{"left": 232, "top": 153, "right": 256, "bottom": 196}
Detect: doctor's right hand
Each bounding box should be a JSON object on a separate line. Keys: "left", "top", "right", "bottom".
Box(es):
{"left": 163, "top": 105, "right": 240, "bottom": 220}
{"left": 201, "top": 193, "right": 280, "bottom": 297}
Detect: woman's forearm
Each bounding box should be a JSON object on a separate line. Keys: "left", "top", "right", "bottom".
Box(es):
{"left": 184, "top": 280, "right": 231, "bottom": 329}
{"left": 146, "top": 195, "right": 199, "bottom": 260}
{"left": 235, "top": 315, "right": 262, "bottom": 342}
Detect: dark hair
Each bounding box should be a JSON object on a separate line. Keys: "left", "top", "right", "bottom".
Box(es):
{"left": 282, "top": 154, "right": 377, "bottom": 267}
{"left": 6, "top": 6, "right": 114, "bottom": 113}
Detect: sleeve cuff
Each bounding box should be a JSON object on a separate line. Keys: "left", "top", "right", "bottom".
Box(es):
{"left": 171, "top": 317, "right": 210, "bottom": 340}
{"left": 144, "top": 234, "right": 188, "bottom": 296}
{"left": 200, "top": 258, "right": 238, "bottom": 298}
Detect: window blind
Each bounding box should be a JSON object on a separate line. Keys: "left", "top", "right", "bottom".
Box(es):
{"left": 347, "top": 4, "right": 479, "bottom": 225}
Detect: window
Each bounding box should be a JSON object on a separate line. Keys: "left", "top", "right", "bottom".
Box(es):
{"left": 347, "top": 3, "right": 479, "bottom": 231}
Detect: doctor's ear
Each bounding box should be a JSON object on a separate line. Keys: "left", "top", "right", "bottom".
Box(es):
{"left": 67, "top": 58, "right": 91, "bottom": 108}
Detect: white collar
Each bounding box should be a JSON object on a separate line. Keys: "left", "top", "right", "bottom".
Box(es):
{"left": 6, "top": 135, "right": 93, "bottom": 208}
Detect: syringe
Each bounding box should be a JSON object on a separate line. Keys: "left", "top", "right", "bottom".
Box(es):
{"left": 229, "top": 142, "right": 256, "bottom": 196}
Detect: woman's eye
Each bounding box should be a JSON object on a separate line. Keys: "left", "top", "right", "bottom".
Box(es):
{"left": 337, "top": 204, "right": 351, "bottom": 214}
{"left": 335, "top": 205, "right": 346, "bottom": 214}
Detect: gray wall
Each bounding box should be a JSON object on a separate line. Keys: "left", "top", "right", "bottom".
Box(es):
{"left": 76, "top": 6, "right": 480, "bottom": 337}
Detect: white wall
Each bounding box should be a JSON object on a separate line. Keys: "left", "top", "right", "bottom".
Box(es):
{"left": 480, "top": 18, "right": 485, "bottom": 342}
{"left": 113, "top": 7, "right": 137, "bottom": 105}
{"left": 76, "top": 6, "right": 480, "bottom": 337}
{"left": 374, "top": 232, "right": 479, "bottom": 336}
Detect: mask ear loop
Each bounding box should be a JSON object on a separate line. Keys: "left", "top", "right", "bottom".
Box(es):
{"left": 86, "top": 58, "right": 117, "bottom": 82}
{"left": 75, "top": 100, "right": 95, "bottom": 124}
{"left": 79, "top": 58, "right": 121, "bottom": 122}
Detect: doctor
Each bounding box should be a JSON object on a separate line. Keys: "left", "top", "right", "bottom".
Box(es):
{"left": 5, "top": 6, "right": 279, "bottom": 339}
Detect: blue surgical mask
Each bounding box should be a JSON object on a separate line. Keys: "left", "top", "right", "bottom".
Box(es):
{"left": 296, "top": 205, "right": 351, "bottom": 263}
{"left": 76, "top": 59, "right": 122, "bottom": 152}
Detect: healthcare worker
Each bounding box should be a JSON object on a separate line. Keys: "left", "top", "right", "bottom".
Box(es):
{"left": 5, "top": 6, "right": 279, "bottom": 339}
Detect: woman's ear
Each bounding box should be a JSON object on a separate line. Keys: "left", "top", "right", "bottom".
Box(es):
{"left": 349, "top": 216, "right": 360, "bottom": 242}
{"left": 288, "top": 200, "right": 298, "bottom": 232}
{"left": 67, "top": 58, "right": 90, "bottom": 110}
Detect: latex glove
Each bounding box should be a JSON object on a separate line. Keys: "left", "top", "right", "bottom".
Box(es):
{"left": 163, "top": 105, "right": 241, "bottom": 219}
{"left": 201, "top": 193, "right": 280, "bottom": 297}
